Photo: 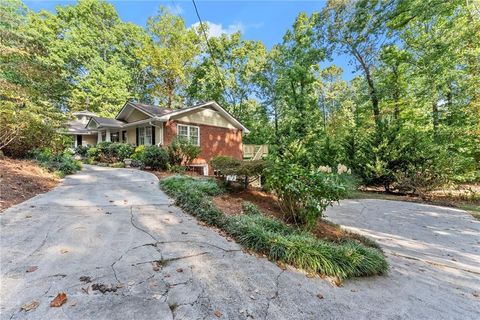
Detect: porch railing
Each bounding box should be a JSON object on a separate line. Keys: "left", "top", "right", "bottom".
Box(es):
{"left": 243, "top": 144, "right": 268, "bottom": 160}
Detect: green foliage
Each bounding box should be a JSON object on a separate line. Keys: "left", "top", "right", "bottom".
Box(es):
{"left": 167, "top": 137, "right": 201, "bottom": 166}
{"left": 140, "top": 145, "right": 169, "bottom": 170}
{"left": 86, "top": 147, "right": 99, "bottom": 160}
{"left": 211, "top": 156, "right": 265, "bottom": 177}
{"left": 160, "top": 176, "right": 387, "bottom": 280}
{"left": 131, "top": 145, "right": 146, "bottom": 161}
{"left": 108, "top": 143, "right": 134, "bottom": 162}
{"left": 75, "top": 145, "right": 89, "bottom": 157}
{"left": 242, "top": 201, "right": 262, "bottom": 215}
{"left": 110, "top": 162, "right": 125, "bottom": 168}
{"left": 210, "top": 155, "right": 242, "bottom": 175}
{"left": 88, "top": 142, "right": 134, "bottom": 163}
{"left": 266, "top": 160, "right": 354, "bottom": 228}
{"left": 31, "top": 148, "right": 81, "bottom": 177}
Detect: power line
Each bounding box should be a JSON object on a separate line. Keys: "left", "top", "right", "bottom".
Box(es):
{"left": 191, "top": 0, "right": 230, "bottom": 102}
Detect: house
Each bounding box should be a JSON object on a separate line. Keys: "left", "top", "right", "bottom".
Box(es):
{"left": 65, "top": 101, "right": 250, "bottom": 175}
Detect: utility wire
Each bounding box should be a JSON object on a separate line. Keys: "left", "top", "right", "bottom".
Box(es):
{"left": 191, "top": 0, "right": 231, "bottom": 103}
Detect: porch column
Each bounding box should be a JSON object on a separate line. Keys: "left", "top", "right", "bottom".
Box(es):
{"left": 106, "top": 130, "right": 111, "bottom": 142}
{"left": 74, "top": 135, "right": 78, "bottom": 148}
{"left": 97, "top": 131, "right": 102, "bottom": 143}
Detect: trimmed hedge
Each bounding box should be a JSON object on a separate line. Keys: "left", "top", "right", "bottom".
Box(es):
{"left": 160, "top": 176, "right": 388, "bottom": 280}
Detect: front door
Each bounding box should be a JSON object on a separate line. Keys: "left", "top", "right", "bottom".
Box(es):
{"left": 76, "top": 135, "right": 82, "bottom": 146}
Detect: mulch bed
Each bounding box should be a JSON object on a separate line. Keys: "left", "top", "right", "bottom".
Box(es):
{"left": 213, "top": 189, "right": 371, "bottom": 245}
{"left": 0, "top": 158, "right": 59, "bottom": 212}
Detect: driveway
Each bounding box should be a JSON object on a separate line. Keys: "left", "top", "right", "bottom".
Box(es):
{"left": 1, "top": 165, "right": 479, "bottom": 319}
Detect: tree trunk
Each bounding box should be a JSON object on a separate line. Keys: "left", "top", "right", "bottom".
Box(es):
{"left": 432, "top": 100, "right": 439, "bottom": 141}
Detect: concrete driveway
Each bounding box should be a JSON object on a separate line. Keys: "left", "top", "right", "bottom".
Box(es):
{"left": 1, "top": 165, "right": 479, "bottom": 319}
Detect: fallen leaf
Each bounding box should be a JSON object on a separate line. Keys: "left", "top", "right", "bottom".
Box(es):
{"left": 214, "top": 310, "right": 223, "bottom": 317}
{"left": 181, "top": 232, "right": 188, "bottom": 235}
{"left": 176, "top": 268, "right": 183, "bottom": 273}
{"left": 316, "top": 293, "right": 324, "bottom": 299}
{"left": 60, "top": 249, "right": 69, "bottom": 254}
{"left": 21, "top": 300, "right": 39, "bottom": 312}
{"left": 473, "top": 292, "right": 479, "bottom": 297}
{"left": 69, "top": 300, "right": 77, "bottom": 307}
{"left": 249, "top": 295, "right": 256, "bottom": 300}
{"left": 25, "top": 215, "right": 32, "bottom": 219}
{"left": 152, "top": 294, "right": 162, "bottom": 300}
{"left": 26, "top": 266, "right": 38, "bottom": 273}
{"left": 79, "top": 276, "right": 91, "bottom": 283}
{"left": 50, "top": 292, "right": 67, "bottom": 307}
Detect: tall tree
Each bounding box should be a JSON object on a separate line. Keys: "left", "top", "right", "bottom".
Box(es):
{"left": 143, "top": 6, "right": 201, "bottom": 109}
{"left": 323, "top": 0, "right": 388, "bottom": 136}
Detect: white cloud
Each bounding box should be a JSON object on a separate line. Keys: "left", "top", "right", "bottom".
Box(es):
{"left": 191, "top": 21, "right": 245, "bottom": 38}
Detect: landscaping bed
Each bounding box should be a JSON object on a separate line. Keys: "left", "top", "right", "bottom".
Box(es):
{"left": 213, "top": 190, "right": 380, "bottom": 248}
{"left": 0, "top": 158, "right": 59, "bottom": 211}
{"left": 160, "top": 175, "right": 388, "bottom": 281}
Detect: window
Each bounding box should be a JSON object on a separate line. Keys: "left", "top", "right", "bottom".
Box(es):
{"left": 111, "top": 132, "right": 119, "bottom": 143}
{"left": 138, "top": 127, "right": 145, "bottom": 145}
{"left": 138, "top": 126, "right": 153, "bottom": 146}
{"left": 122, "top": 131, "right": 127, "bottom": 143}
{"left": 145, "top": 126, "right": 152, "bottom": 145}
{"left": 177, "top": 124, "right": 200, "bottom": 146}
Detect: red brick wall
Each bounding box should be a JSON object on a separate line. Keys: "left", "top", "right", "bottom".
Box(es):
{"left": 163, "top": 120, "right": 243, "bottom": 168}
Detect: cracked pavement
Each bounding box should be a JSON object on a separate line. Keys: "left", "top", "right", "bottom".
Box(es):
{"left": 1, "top": 165, "right": 479, "bottom": 319}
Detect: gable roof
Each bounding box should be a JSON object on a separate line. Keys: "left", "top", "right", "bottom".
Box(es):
{"left": 115, "top": 101, "right": 173, "bottom": 121}
{"left": 87, "top": 116, "right": 125, "bottom": 128}
{"left": 130, "top": 102, "right": 173, "bottom": 117}
{"left": 114, "top": 100, "right": 249, "bottom": 133}
{"left": 159, "top": 101, "right": 250, "bottom": 133}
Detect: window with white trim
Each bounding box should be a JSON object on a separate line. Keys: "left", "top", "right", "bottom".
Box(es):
{"left": 138, "top": 126, "right": 153, "bottom": 146}
{"left": 177, "top": 124, "right": 200, "bottom": 146}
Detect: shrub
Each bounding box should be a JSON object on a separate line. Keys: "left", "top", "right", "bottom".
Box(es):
{"left": 31, "top": 148, "right": 81, "bottom": 177}
{"left": 210, "top": 155, "right": 241, "bottom": 175}
{"left": 266, "top": 160, "right": 354, "bottom": 228}
{"left": 140, "top": 145, "right": 169, "bottom": 170}
{"left": 167, "top": 138, "right": 201, "bottom": 166}
{"left": 108, "top": 143, "right": 134, "bottom": 162}
{"left": 159, "top": 176, "right": 387, "bottom": 280}
{"left": 211, "top": 156, "right": 266, "bottom": 189}
{"left": 86, "top": 147, "right": 99, "bottom": 161}
{"left": 74, "top": 145, "right": 89, "bottom": 157}
{"left": 131, "top": 145, "right": 145, "bottom": 161}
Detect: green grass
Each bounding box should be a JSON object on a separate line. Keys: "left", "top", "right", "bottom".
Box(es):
{"left": 160, "top": 175, "right": 388, "bottom": 280}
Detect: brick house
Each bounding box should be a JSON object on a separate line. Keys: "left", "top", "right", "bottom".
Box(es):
{"left": 65, "top": 101, "right": 249, "bottom": 175}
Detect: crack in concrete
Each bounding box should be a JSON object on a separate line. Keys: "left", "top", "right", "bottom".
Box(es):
{"left": 264, "top": 269, "right": 285, "bottom": 320}
{"left": 27, "top": 216, "right": 59, "bottom": 258}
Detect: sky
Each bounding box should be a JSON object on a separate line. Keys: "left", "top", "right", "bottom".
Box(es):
{"left": 24, "top": 0, "right": 356, "bottom": 79}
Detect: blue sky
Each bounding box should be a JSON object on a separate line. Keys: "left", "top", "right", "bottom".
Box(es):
{"left": 24, "top": 0, "right": 355, "bottom": 79}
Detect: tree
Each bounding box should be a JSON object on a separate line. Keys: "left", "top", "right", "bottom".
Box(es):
{"left": 26, "top": 0, "right": 151, "bottom": 116}
{"left": 0, "top": 0, "right": 66, "bottom": 156}
{"left": 323, "top": 0, "right": 388, "bottom": 137}
{"left": 142, "top": 6, "right": 201, "bottom": 109}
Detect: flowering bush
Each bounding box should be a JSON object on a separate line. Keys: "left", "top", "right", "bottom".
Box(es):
{"left": 266, "top": 160, "right": 354, "bottom": 228}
